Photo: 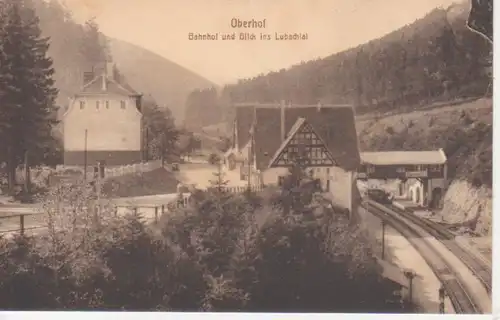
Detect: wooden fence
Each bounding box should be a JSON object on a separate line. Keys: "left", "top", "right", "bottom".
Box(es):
{"left": 0, "top": 185, "right": 267, "bottom": 236}
{"left": 208, "top": 185, "right": 265, "bottom": 194}
{"left": 104, "top": 160, "right": 163, "bottom": 178}
{"left": 0, "top": 212, "right": 45, "bottom": 236}
{"left": 54, "top": 160, "right": 164, "bottom": 181}
{"left": 0, "top": 194, "right": 191, "bottom": 237}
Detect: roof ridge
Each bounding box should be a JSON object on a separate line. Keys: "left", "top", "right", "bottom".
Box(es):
{"left": 81, "top": 74, "right": 102, "bottom": 90}
{"left": 106, "top": 75, "right": 138, "bottom": 95}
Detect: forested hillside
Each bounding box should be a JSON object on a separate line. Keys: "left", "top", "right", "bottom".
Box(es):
{"left": 108, "top": 38, "right": 216, "bottom": 122}
{"left": 31, "top": 0, "right": 214, "bottom": 121}
{"left": 184, "top": 4, "right": 492, "bottom": 130}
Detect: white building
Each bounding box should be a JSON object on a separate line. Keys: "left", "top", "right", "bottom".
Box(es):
{"left": 62, "top": 63, "right": 143, "bottom": 167}
{"left": 224, "top": 102, "right": 361, "bottom": 215}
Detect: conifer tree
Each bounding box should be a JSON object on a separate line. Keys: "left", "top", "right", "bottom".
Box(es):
{"left": 0, "top": 0, "right": 58, "bottom": 192}
{"left": 209, "top": 156, "right": 229, "bottom": 194}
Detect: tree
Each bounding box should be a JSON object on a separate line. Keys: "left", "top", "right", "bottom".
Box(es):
{"left": 208, "top": 157, "right": 229, "bottom": 194}
{"left": 79, "top": 17, "right": 109, "bottom": 70}
{"left": 177, "top": 132, "right": 201, "bottom": 161}
{"left": 0, "top": 0, "right": 58, "bottom": 193}
{"left": 208, "top": 153, "right": 221, "bottom": 165}
{"left": 218, "top": 136, "right": 232, "bottom": 153}
{"left": 141, "top": 98, "right": 179, "bottom": 163}
{"left": 272, "top": 148, "right": 321, "bottom": 216}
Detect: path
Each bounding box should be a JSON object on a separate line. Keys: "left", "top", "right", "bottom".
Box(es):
{"left": 174, "top": 163, "right": 247, "bottom": 189}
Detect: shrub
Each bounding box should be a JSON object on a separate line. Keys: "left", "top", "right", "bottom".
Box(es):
{"left": 0, "top": 177, "right": 411, "bottom": 312}
{"left": 208, "top": 153, "right": 221, "bottom": 165}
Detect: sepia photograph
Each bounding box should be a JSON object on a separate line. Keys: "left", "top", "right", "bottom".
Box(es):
{"left": 0, "top": 0, "right": 494, "bottom": 316}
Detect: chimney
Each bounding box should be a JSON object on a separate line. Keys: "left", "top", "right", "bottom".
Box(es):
{"left": 106, "top": 62, "right": 114, "bottom": 79}
{"left": 83, "top": 71, "right": 94, "bottom": 86}
{"left": 280, "top": 100, "right": 286, "bottom": 142}
{"left": 136, "top": 94, "right": 143, "bottom": 111}
{"left": 101, "top": 74, "right": 106, "bottom": 91}
{"left": 101, "top": 61, "right": 113, "bottom": 91}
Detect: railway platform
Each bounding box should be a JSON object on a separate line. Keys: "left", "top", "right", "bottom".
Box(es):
{"left": 357, "top": 205, "right": 455, "bottom": 313}
{"left": 363, "top": 200, "right": 492, "bottom": 313}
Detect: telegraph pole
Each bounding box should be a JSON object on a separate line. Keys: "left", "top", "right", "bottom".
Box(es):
{"left": 381, "top": 220, "right": 386, "bottom": 259}
{"left": 438, "top": 285, "right": 446, "bottom": 313}
{"left": 247, "top": 159, "right": 251, "bottom": 191}
{"left": 161, "top": 133, "right": 165, "bottom": 167}
{"left": 83, "top": 129, "right": 88, "bottom": 181}
{"left": 24, "top": 150, "right": 30, "bottom": 194}
{"left": 144, "top": 128, "right": 149, "bottom": 162}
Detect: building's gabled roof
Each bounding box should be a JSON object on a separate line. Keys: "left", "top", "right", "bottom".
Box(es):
{"left": 236, "top": 104, "right": 360, "bottom": 171}
{"left": 77, "top": 73, "right": 140, "bottom": 97}
{"left": 360, "top": 149, "right": 447, "bottom": 166}
{"left": 268, "top": 117, "right": 338, "bottom": 168}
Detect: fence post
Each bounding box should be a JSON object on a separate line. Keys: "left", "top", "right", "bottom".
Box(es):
{"left": 20, "top": 214, "right": 25, "bottom": 236}
{"left": 154, "top": 206, "right": 159, "bottom": 224}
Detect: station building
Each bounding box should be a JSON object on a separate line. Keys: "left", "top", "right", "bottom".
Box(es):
{"left": 358, "top": 149, "right": 448, "bottom": 208}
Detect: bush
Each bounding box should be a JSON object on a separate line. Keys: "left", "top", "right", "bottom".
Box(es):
{"left": 0, "top": 179, "right": 411, "bottom": 312}
{"left": 208, "top": 153, "right": 221, "bottom": 165}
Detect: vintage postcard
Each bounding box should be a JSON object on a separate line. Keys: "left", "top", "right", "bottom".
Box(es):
{"left": 0, "top": 0, "right": 494, "bottom": 316}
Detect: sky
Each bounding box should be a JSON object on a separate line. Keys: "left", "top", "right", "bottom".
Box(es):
{"left": 62, "top": 0, "right": 460, "bottom": 85}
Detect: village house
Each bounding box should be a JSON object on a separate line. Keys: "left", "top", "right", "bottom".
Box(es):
{"left": 62, "top": 62, "right": 143, "bottom": 167}
{"left": 224, "top": 102, "right": 361, "bottom": 214}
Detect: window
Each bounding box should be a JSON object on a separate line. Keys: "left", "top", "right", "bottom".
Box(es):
{"left": 105, "top": 100, "right": 110, "bottom": 109}
{"left": 430, "top": 165, "right": 441, "bottom": 173}
{"left": 120, "top": 100, "right": 126, "bottom": 109}
{"left": 79, "top": 101, "right": 85, "bottom": 109}
{"left": 326, "top": 179, "right": 330, "bottom": 192}
{"left": 326, "top": 167, "right": 330, "bottom": 175}
{"left": 96, "top": 101, "right": 100, "bottom": 109}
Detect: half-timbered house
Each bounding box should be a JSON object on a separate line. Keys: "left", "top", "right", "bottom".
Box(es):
{"left": 225, "top": 102, "right": 361, "bottom": 213}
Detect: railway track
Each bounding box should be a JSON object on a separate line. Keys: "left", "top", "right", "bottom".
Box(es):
{"left": 363, "top": 200, "right": 481, "bottom": 314}
{"left": 387, "top": 204, "right": 492, "bottom": 295}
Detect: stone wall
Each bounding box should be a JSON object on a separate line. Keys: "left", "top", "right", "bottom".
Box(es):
{"left": 440, "top": 180, "right": 492, "bottom": 235}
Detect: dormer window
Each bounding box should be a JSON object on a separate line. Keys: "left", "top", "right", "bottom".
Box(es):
{"left": 96, "top": 101, "right": 100, "bottom": 109}
{"left": 105, "top": 101, "right": 110, "bottom": 109}
{"left": 79, "top": 101, "right": 85, "bottom": 109}
{"left": 120, "top": 100, "right": 126, "bottom": 109}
